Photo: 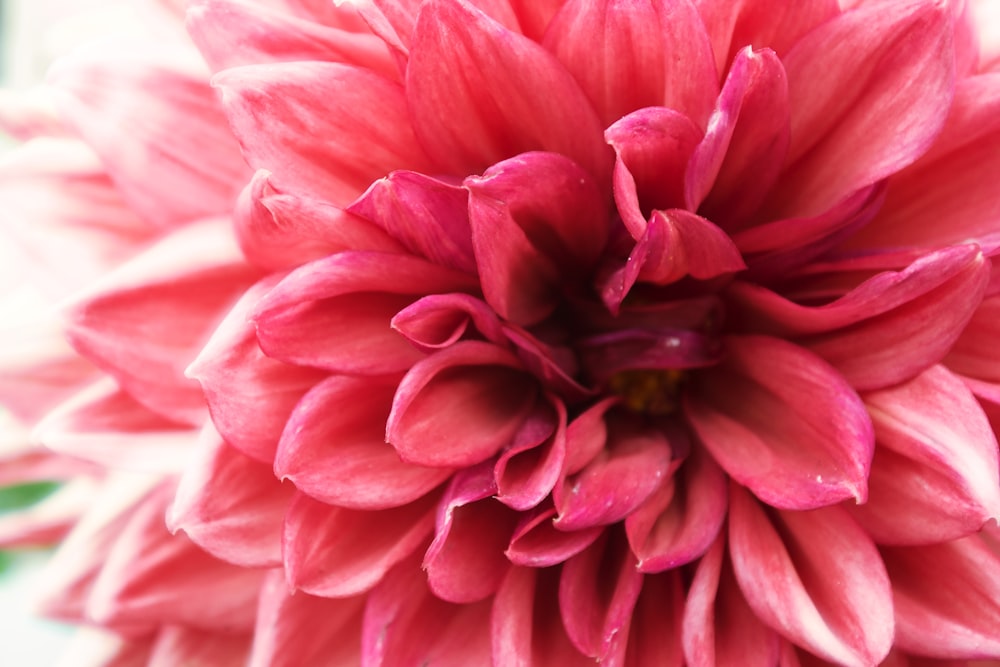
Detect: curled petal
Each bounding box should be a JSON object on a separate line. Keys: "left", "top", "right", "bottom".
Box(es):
{"left": 391, "top": 293, "right": 508, "bottom": 352}
{"left": 506, "top": 505, "right": 602, "bottom": 568}
{"left": 494, "top": 399, "right": 566, "bottom": 511}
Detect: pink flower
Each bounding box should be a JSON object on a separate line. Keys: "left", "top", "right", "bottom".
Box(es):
{"left": 3, "top": 0, "right": 1000, "bottom": 665}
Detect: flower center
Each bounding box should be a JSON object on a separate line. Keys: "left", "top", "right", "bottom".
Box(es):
{"left": 608, "top": 369, "right": 686, "bottom": 416}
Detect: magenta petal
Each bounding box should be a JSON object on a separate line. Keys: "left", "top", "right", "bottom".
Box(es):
{"left": 544, "top": 0, "right": 717, "bottom": 127}
{"left": 626, "top": 443, "right": 727, "bottom": 572}
{"left": 168, "top": 426, "right": 292, "bottom": 568}
{"left": 282, "top": 491, "right": 436, "bottom": 597}
{"left": 685, "top": 335, "right": 874, "bottom": 510}
{"left": 387, "top": 341, "right": 537, "bottom": 467}
{"left": 406, "top": 0, "right": 610, "bottom": 183}
{"left": 424, "top": 466, "right": 517, "bottom": 603}
{"left": 682, "top": 534, "right": 781, "bottom": 667}
{"left": 250, "top": 571, "right": 364, "bottom": 667}
{"left": 276, "top": 375, "right": 451, "bottom": 510}
{"left": 728, "top": 488, "right": 894, "bottom": 667}
{"left": 187, "top": 277, "right": 327, "bottom": 464}
{"left": 775, "top": 0, "right": 956, "bottom": 217}
{"left": 559, "top": 531, "right": 644, "bottom": 662}
{"left": 629, "top": 209, "right": 746, "bottom": 286}
{"left": 215, "top": 61, "right": 434, "bottom": 207}
{"left": 883, "top": 531, "right": 1000, "bottom": 659}
{"left": 947, "top": 294, "right": 1000, "bottom": 382}
{"left": 506, "top": 505, "right": 602, "bottom": 568}
{"left": 348, "top": 170, "right": 476, "bottom": 273}
{"left": 850, "top": 365, "right": 1000, "bottom": 545}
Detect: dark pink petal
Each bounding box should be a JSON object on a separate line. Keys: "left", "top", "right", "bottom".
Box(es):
{"left": 625, "top": 571, "right": 685, "bottom": 667}
{"left": 506, "top": 505, "right": 602, "bottom": 567}
{"left": 66, "top": 221, "right": 260, "bottom": 425}
{"left": 234, "top": 170, "right": 404, "bottom": 272}
{"left": 387, "top": 342, "right": 538, "bottom": 467}
{"left": 424, "top": 465, "right": 518, "bottom": 603}
{"left": 187, "top": 0, "right": 396, "bottom": 76}
{"left": 502, "top": 326, "right": 590, "bottom": 401}
{"left": 685, "top": 46, "right": 789, "bottom": 227}
{"left": 682, "top": 534, "right": 781, "bottom": 667}
{"left": 253, "top": 251, "right": 478, "bottom": 373}
{"left": 883, "top": 530, "right": 1000, "bottom": 659}
{"left": 605, "top": 107, "right": 702, "bottom": 239}
{"left": 851, "top": 365, "right": 1000, "bottom": 545}
{"left": 406, "top": 0, "right": 610, "bottom": 183}
{"left": 626, "top": 443, "right": 727, "bottom": 572}
{"left": 215, "top": 61, "right": 434, "bottom": 206}
{"left": 348, "top": 170, "right": 475, "bottom": 273}
{"left": 773, "top": 0, "right": 955, "bottom": 217}
{"left": 728, "top": 488, "right": 894, "bottom": 667}
{"left": 553, "top": 416, "right": 673, "bottom": 531}
{"left": 559, "top": 531, "right": 644, "bottom": 662}
{"left": 363, "top": 555, "right": 492, "bottom": 667}
{"left": 282, "top": 491, "right": 436, "bottom": 597}
{"left": 544, "top": 0, "right": 717, "bottom": 127}
{"left": 493, "top": 566, "right": 593, "bottom": 666}
{"left": 147, "top": 627, "right": 249, "bottom": 667}
{"left": 167, "top": 426, "right": 292, "bottom": 568}
{"left": 494, "top": 400, "right": 567, "bottom": 511}
{"left": 563, "top": 397, "right": 618, "bottom": 474}
{"left": 947, "top": 294, "right": 1000, "bottom": 382}
{"left": 579, "top": 327, "right": 720, "bottom": 385}
{"left": 34, "top": 379, "right": 196, "bottom": 473}
{"left": 249, "top": 570, "right": 363, "bottom": 667}
{"left": 276, "top": 375, "right": 450, "bottom": 510}
{"left": 685, "top": 335, "right": 874, "bottom": 509}
{"left": 49, "top": 43, "right": 247, "bottom": 227}
{"left": 391, "top": 293, "right": 508, "bottom": 352}
{"left": 0, "top": 478, "right": 93, "bottom": 548}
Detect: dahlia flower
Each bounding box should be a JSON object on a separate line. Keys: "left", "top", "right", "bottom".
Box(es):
{"left": 2, "top": 0, "right": 1000, "bottom": 664}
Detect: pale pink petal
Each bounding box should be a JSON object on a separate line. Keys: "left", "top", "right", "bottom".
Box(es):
{"left": 506, "top": 505, "right": 602, "bottom": 567}
{"left": 0, "top": 87, "right": 67, "bottom": 141}
{"left": 363, "top": 555, "right": 493, "bottom": 667}
{"left": 249, "top": 570, "right": 364, "bottom": 667}
{"left": 682, "top": 534, "right": 781, "bottom": 667}
{"left": 49, "top": 42, "right": 247, "bottom": 227}
{"left": 883, "top": 531, "right": 1000, "bottom": 659}
{"left": 215, "top": 61, "right": 434, "bottom": 207}
{"left": 851, "top": 365, "right": 1000, "bottom": 545}
{"left": 772, "top": 0, "right": 955, "bottom": 217}
{"left": 406, "top": 0, "right": 611, "bottom": 183}
{"left": 728, "top": 487, "right": 894, "bottom": 667}
{"left": 168, "top": 426, "right": 292, "bottom": 568}
{"left": 282, "top": 491, "right": 436, "bottom": 597}
{"left": 559, "top": 532, "right": 644, "bottom": 661}
{"left": 147, "top": 626, "right": 250, "bottom": 667}
{"left": 187, "top": 277, "right": 327, "bottom": 464}
{"left": 624, "top": 570, "right": 685, "bottom": 666}
{"left": 53, "top": 628, "right": 153, "bottom": 667}
{"left": 387, "top": 342, "right": 538, "bottom": 467}
{"left": 275, "top": 375, "right": 451, "bottom": 509}
{"left": 0, "top": 478, "right": 95, "bottom": 548}
{"left": 685, "top": 335, "right": 874, "bottom": 509}
{"left": 544, "top": 0, "right": 718, "bottom": 127}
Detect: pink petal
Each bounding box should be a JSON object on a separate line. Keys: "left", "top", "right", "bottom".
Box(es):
{"left": 682, "top": 534, "right": 781, "bottom": 667}
{"left": 553, "top": 416, "right": 673, "bottom": 531}
{"left": 492, "top": 566, "right": 593, "bottom": 666}
{"left": 772, "top": 0, "right": 956, "bottom": 217}
{"left": 249, "top": 570, "right": 364, "bottom": 667}
{"left": 214, "top": 61, "right": 434, "bottom": 207}
{"left": 605, "top": 107, "right": 703, "bottom": 239}
{"left": 685, "top": 46, "right": 790, "bottom": 227}
{"left": 0, "top": 478, "right": 95, "bottom": 548}
{"left": 65, "top": 221, "right": 260, "bottom": 425}
{"left": 234, "top": 170, "right": 404, "bottom": 272}
{"left": 544, "top": 0, "right": 718, "bottom": 127}
{"left": 559, "top": 532, "right": 644, "bottom": 661}
{"left": 685, "top": 335, "right": 874, "bottom": 509}
{"left": 728, "top": 487, "right": 894, "bottom": 667}
{"left": 850, "top": 365, "right": 1000, "bottom": 545}
{"left": 186, "top": 277, "right": 327, "bottom": 464}
{"left": 506, "top": 505, "right": 602, "bottom": 567}
{"left": 625, "top": 571, "right": 685, "bottom": 666}
{"left": 882, "top": 530, "right": 1000, "bottom": 659}
{"left": 406, "top": 0, "right": 610, "bottom": 183}
{"left": 348, "top": 170, "right": 476, "bottom": 273}
{"left": 168, "top": 426, "right": 292, "bottom": 568}
{"left": 275, "top": 375, "right": 451, "bottom": 510}
{"left": 494, "top": 400, "right": 567, "bottom": 511}
{"left": 49, "top": 43, "right": 247, "bottom": 227}
{"left": 253, "top": 251, "right": 477, "bottom": 373}
{"left": 282, "top": 491, "right": 435, "bottom": 598}
{"left": 626, "top": 442, "right": 727, "bottom": 572}
{"left": 387, "top": 341, "right": 538, "bottom": 467}
{"left": 187, "top": 0, "right": 396, "bottom": 77}
{"left": 563, "top": 397, "right": 618, "bottom": 474}
{"left": 424, "top": 465, "right": 518, "bottom": 603}
{"left": 947, "top": 294, "right": 1000, "bottom": 382}
{"left": 147, "top": 627, "right": 250, "bottom": 667}
{"left": 363, "top": 555, "right": 493, "bottom": 666}
{"left": 391, "top": 293, "right": 508, "bottom": 352}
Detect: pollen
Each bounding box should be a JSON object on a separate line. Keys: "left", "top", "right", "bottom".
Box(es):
{"left": 608, "top": 369, "right": 686, "bottom": 416}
